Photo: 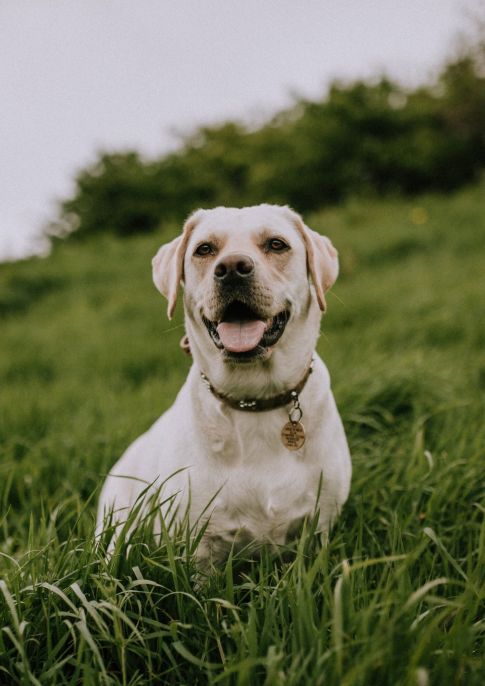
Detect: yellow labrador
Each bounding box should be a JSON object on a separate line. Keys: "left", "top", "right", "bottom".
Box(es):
{"left": 97, "top": 205, "right": 351, "bottom": 565}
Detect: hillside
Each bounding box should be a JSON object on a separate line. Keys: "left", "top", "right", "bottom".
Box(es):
{"left": 53, "top": 44, "right": 485, "bottom": 238}
{"left": 0, "top": 184, "right": 484, "bottom": 684}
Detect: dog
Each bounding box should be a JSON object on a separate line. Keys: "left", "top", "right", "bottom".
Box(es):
{"left": 97, "top": 204, "right": 351, "bottom": 567}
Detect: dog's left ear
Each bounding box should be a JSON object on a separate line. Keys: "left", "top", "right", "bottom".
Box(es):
{"left": 283, "top": 207, "right": 339, "bottom": 312}
{"left": 152, "top": 210, "right": 203, "bottom": 319}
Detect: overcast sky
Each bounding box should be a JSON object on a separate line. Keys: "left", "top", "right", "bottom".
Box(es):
{"left": 0, "top": 0, "right": 474, "bottom": 260}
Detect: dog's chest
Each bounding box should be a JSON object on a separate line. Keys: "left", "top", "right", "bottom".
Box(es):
{"left": 203, "top": 442, "right": 320, "bottom": 545}
{"left": 190, "top": 381, "right": 326, "bottom": 545}
{"left": 201, "top": 403, "right": 308, "bottom": 461}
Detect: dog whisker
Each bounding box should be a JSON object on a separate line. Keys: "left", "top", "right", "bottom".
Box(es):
{"left": 160, "top": 322, "right": 186, "bottom": 334}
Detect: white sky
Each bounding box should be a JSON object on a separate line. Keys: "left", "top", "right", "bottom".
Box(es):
{"left": 0, "top": 0, "right": 474, "bottom": 260}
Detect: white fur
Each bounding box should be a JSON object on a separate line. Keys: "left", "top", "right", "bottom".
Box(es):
{"left": 97, "top": 205, "right": 351, "bottom": 565}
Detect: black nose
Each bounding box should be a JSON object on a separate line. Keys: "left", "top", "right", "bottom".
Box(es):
{"left": 214, "top": 253, "right": 255, "bottom": 281}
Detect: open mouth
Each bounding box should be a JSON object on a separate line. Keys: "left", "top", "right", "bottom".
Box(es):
{"left": 202, "top": 301, "right": 289, "bottom": 359}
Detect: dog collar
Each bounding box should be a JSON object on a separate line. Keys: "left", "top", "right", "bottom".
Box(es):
{"left": 199, "top": 357, "right": 314, "bottom": 451}
{"left": 199, "top": 356, "right": 314, "bottom": 413}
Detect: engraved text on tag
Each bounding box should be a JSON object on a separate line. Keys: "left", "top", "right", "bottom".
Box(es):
{"left": 281, "top": 421, "right": 305, "bottom": 451}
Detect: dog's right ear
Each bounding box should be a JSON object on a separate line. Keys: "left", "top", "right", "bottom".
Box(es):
{"left": 152, "top": 210, "right": 203, "bottom": 319}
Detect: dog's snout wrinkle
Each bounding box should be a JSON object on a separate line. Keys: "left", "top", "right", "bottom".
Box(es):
{"left": 214, "top": 253, "right": 255, "bottom": 282}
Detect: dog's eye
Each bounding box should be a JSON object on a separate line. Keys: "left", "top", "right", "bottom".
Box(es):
{"left": 194, "top": 243, "right": 215, "bottom": 257}
{"left": 267, "top": 238, "right": 289, "bottom": 253}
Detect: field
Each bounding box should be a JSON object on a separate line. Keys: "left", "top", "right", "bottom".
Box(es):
{"left": 0, "top": 183, "right": 484, "bottom": 685}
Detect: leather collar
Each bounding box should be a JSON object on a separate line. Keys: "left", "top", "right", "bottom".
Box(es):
{"left": 199, "top": 357, "right": 314, "bottom": 412}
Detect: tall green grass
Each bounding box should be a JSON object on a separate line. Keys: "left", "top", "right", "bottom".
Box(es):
{"left": 0, "top": 183, "right": 484, "bottom": 684}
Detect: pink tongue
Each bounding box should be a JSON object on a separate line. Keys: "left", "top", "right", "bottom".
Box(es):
{"left": 217, "top": 320, "right": 266, "bottom": 353}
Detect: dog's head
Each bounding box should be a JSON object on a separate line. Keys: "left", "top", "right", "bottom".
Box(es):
{"left": 152, "top": 205, "right": 338, "bottom": 391}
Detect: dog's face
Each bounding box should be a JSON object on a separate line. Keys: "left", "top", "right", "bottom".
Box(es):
{"left": 153, "top": 205, "right": 338, "bottom": 391}
{"left": 184, "top": 206, "right": 310, "bottom": 364}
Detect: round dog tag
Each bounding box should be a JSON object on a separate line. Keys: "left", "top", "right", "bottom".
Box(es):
{"left": 281, "top": 421, "right": 305, "bottom": 451}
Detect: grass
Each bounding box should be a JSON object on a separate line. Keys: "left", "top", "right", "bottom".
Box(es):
{"left": 0, "top": 182, "right": 484, "bottom": 684}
